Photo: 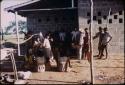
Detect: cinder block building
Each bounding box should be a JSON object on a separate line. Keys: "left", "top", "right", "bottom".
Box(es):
{"left": 5, "top": 0, "right": 124, "bottom": 55}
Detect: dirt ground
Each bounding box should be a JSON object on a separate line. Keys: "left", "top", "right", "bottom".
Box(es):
{"left": 1, "top": 36, "right": 124, "bottom": 84}
{"left": 26, "top": 55, "right": 124, "bottom": 84}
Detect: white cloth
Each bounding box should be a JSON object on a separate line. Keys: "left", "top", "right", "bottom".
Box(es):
{"left": 34, "top": 41, "right": 39, "bottom": 45}
{"left": 79, "top": 32, "right": 85, "bottom": 45}
{"left": 59, "top": 32, "right": 65, "bottom": 41}
{"left": 71, "top": 31, "right": 79, "bottom": 41}
{"left": 102, "top": 32, "right": 112, "bottom": 45}
{"left": 17, "top": 71, "right": 32, "bottom": 79}
{"left": 43, "top": 38, "right": 51, "bottom": 48}
{"left": 0, "top": 48, "right": 15, "bottom": 60}
{"left": 39, "top": 32, "right": 44, "bottom": 39}
{"left": 79, "top": 46, "right": 83, "bottom": 60}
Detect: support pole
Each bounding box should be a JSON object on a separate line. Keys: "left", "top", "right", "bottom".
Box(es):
{"left": 1, "top": 27, "right": 4, "bottom": 40}
{"left": 15, "top": 11, "right": 20, "bottom": 56}
{"left": 0, "top": 1, "right": 2, "bottom": 42}
{"left": 71, "top": 0, "right": 74, "bottom": 8}
{"left": 106, "top": 8, "right": 111, "bottom": 28}
{"left": 90, "top": 0, "right": 94, "bottom": 84}
{"left": 10, "top": 51, "right": 18, "bottom": 80}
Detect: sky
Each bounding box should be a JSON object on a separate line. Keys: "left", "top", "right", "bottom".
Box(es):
{"left": 1, "top": 0, "right": 29, "bottom": 31}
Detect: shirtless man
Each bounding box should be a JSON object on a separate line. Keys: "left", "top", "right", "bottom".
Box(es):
{"left": 99, "top": 27, "right": 112, "bottom": 59}
{"left": 93, "top": 27, "right": 104, "bottom": 57}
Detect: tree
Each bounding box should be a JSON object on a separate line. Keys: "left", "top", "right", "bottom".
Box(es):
{"left": 5, "top": 20, "right": 27, "bottom": 34}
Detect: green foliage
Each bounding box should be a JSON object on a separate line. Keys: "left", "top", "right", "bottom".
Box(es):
{"left": 5, "top": 20, "right": 27, "bottom": 34}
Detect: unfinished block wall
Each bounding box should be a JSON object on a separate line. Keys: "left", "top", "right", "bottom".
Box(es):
{"left": 78, "top": 0, "right": 124, "bottom": 55}
{"left": 27, "top": 10, "right": 78, "bottom": 35}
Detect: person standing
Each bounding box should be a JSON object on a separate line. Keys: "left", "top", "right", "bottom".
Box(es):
{"left": 82, "top": 28, "right": 89, "bottom": 59}
{"left": 99, "top": 27, "right": 112, "bottom": 59}
{"left": 71, "top": 28, "right": 79, "bottom": 44}
{"left": 51, "top": 30, "right": 60, "bottom": 68}
{"left": 71, "top": 28, "right": 80, "bottom": 56}
{"left": 93, "top": 27, "right": 104, "bottom": 57}
{"left": 65, "top": 29, "right": 72, "bottom": 67}
{"left": 59, "top": 29, "right": 66, "bottom": 42}
{"left": 78, "top": 29, "right": 85, "bottom": 61}
{"left": 43, "top": 33, "right": 53, "bottom": 64}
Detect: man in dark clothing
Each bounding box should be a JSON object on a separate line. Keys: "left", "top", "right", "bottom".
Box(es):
{"left": 65, "top": 30, "right": 72, "bottom": 56}
{"left": 59, "top": 29, "right": 72, "bottom": 70}
{"left": 93, "top": 27, "right": 104, "bottom": 57}
{"left": 82, "top": 28, "right": 89, "bottom": 59}
{"left": 51, "top": 30, "right": 60, "bottom": 68}
{"left": 99, "top": 27, "right": 112, "bottom": 59}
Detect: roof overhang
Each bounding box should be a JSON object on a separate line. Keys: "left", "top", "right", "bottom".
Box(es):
{"left": 4, "top": 0, "right": 40, "bottom": 13}
{"left": 4, "top": 0, "right": 78, "bottom": 16}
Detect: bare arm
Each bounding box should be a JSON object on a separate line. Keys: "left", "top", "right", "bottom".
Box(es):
{"left": 93, "top": 32, "right": 99, "bottom": 39}
{"left": 107, "top": 33, "right": 112, "bottom": 43}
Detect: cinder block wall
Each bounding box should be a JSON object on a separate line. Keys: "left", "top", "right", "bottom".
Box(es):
{"left": 27, "top": 10, "right": 78, "bottom": 35}
{"left": 78, "top": 0, "right": 124, "bottom": 56}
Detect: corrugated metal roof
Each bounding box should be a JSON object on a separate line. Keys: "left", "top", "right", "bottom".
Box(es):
{"left": 4, "top": 0, "right": 40, "bottom": 12}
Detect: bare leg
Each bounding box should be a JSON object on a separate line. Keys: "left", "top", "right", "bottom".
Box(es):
{"left": 85, "top": 52, "right": 87, "bottom": 59}
{"left": 105, "top": 45, "right": 108, "bottom": 59}
{"left": 79, "top": 46, "right": 83, "bottom": 60}
{"left": 98, "top": 45, "right": 104, "bottom": 57}
{"left": 98, "top": 45, "right": 104, "bottom": 59}
{"left": 82, "top": 51, "right": 85, "bottom": 59}
{"left": 68, "top": 58, "right": 71, "bottom": 67}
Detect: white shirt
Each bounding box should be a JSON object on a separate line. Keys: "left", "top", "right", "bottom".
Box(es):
{"left": 79, "top": 32, "right": 85, "bottom": 45}
{"left": 39, "top": 32, "right": 44, "bottom": 39}
{"left": 59, "top": 32, "right": 65, "bottom": 41}
{"left": 71, "top": 31, "right": 79, "bottom": 41}
{"left": 43, "top": 38, "right": 51, "bottom": 48}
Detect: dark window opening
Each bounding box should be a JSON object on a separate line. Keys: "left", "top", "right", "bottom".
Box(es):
{"left": 114, "top": 15, "right": 117, "bottom": 19}
{"left": 74, "top": 0, "right": 78, "bottom": 7}
{"left": 54, "top": 17, "right": 58, "bottom": 22}
{"left": 93, "top": 16, "right": 96, "bottom": 20}
{"left": 103, "top": 15, "right": 107, "bottom": 20}
{"left": 98, "top": 12, "right": 101, "bottom": 16}
{"left": 110, "top": 11, "right": 112, "bottom": 15}
{"left": 119, "top": 11, "right": 122, "bottom": 15}
{"left": 38, "top": 19, "right": 41, "bottom": 22}
{"left": 87, "top": 19, "right": 90, "bottom": 24}
{"left": 71, "top": 17, "right": 74, "bottom": 21}
{"left": 87, "top": 12, "right": 90, "bottom": 16}
{"left": 109, "top": 19, "right": 112, "bottom": 24}
{"left": 46, "top": 17, "right": 50, "bottom": 22}
{"left": 119, "top": 18, "right": 123, "bottom": 23}
{"left": 98, "top": 19, "right": 102, "bottom": 24}
{"left": 62, "top": 17, "right": 66, "bottom": 20}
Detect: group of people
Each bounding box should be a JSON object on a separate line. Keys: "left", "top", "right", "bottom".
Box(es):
{"left": 23, "top": 26, "right": 112, "bottom": 70}
{"left": 93, "top": 27, "right": 112, "bottom": 59}
{"left": 23, "top": 28, "right": 90, "bottom": 69}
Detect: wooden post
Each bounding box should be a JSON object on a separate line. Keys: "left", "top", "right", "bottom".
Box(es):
{"left": 10, "top": 51, "right": 18, "bottom": 80}
{"left": 71, "top": 0, "right": 74, "bottom": 8}
{"left": 15, "top": 11, "right": 20, "bottom": 56}
{"left": 1, "top": 28, "right": 4, "bottom": 40}
{"left": 0, "top": 1, "right": 2, "bottom": 42}
{"left": 90, "top": 0, "right": 95, "bottom": 84}
{"left": 106, "top": 8, "right": 111, "bottom": 28}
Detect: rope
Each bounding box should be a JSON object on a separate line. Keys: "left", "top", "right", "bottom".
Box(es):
{"left": 15, "top": 34, "right": 39, "bottom": 45}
